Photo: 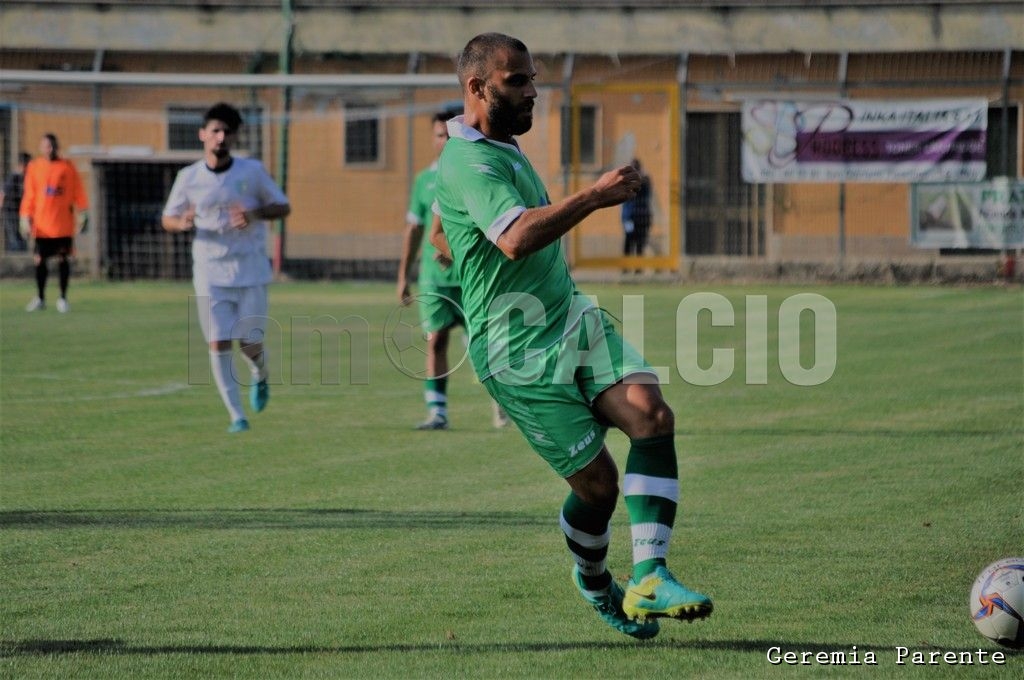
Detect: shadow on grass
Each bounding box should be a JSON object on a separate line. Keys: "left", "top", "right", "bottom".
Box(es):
{"left": 676, "top": 428, "right": 1022, "bottom": 439}
{"left": 3, "top": 638, "right": 1017, "bottom": 658}
{"left": 0, "top": 508, "right": 550, "bottom": 531}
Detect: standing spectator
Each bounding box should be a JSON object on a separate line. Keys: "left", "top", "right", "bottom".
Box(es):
{"left": 20, "top": 136, "right": 88, "bottom": 312}
{"left": 621, "top": 158, "right": 652, "bottom": 259}
{"left": 162, "top": 103, "right": 291, "bottom": 433}
{"left": 1, "top": 152, "right": 31, "bottom": 252}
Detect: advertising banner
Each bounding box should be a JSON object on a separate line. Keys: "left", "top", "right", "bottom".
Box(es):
{"left": 911, "top": 178, "right": 1024, "bottom": 249}
{"left": 742, "top": 99, "right": 988, "bottom": 183}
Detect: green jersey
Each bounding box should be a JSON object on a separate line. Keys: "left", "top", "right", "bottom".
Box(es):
{"left": 407, "top": 162, "right": 459, "bottom": 287}
{"left": 436, "top": 117, "right": 592, "bottom": 380}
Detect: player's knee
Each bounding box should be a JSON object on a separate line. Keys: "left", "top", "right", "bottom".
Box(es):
{"left": 639, "top": 401, "right": 674, "bottom": 437}
{"left": 570, "top": 456, "right": 620, "bottom": 510}
{"left": 587, "top": 479, "right": 619, "bottom": 512}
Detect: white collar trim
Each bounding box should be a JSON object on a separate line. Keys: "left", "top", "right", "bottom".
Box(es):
{"left": 447, "top": 116, "right": 523, "bottom": 155}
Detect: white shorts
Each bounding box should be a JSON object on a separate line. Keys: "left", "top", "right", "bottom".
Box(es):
{"left": 193, "top": 283, "right": 269, "bottom": 344}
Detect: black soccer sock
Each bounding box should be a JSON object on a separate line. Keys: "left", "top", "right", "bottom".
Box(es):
{"left": 58, "top": 257, "right": 70, "bottom": 299}
{"left": 35, "top": 259, "right": 47, "bottom": 300}
{"left": 561, "top": 492, "right": 613, "bottom": 591}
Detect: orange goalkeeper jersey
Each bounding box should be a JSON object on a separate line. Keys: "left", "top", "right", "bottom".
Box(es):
{"left": 20, "top": 157, "right": 88, "bottom": 238}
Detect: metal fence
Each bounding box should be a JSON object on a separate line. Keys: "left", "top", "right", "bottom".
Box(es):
{"left": 1, "top": 48, "right": 1021, "bottom": 280}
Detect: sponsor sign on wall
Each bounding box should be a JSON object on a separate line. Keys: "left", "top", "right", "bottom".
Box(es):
{"left": 742, "top": 99, "right": 987, "bottom": 183}
{"left": 911, "top": 178, "right": 1024, "bottom": 249}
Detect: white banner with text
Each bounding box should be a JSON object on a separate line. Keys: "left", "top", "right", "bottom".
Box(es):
{"left": 742, "top": 99, "right": 988, "bottom": 183}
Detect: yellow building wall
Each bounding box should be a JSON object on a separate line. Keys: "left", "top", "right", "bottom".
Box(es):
{"left": 4, "top": 49, "right": 1021, "bottom": 262}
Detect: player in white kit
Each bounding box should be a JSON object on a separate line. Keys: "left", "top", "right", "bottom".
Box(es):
{"left": 163, "top": 102, "right": 291, "bottom": 433}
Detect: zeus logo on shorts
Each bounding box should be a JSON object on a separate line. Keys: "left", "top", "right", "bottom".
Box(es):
{"left": 568, "top": 427, "right": 597, "bottom": 457}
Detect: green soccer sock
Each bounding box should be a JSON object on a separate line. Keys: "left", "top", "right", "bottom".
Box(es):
{"left": 623, "top": 433, "right": 679, "bottom": 582}
{"left": 560, "top": 492, "right": 613, "bottom": 591}
{"left": 424, "top": 376, "right": 448, "bottom": 418}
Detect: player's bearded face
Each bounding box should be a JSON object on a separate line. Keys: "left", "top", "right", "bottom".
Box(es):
{"left": 486, "top": 83, "right": 533, "bottom": 137}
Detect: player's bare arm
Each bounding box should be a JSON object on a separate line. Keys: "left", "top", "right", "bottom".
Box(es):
{"left": 397, "top": 220, "right": 424, "bottom": 304}
{"left": 229, "top": 202, "right": 291, "bottom": 230}
{"left": 428, "top": 212, "right": 453, "bottom": 266}
{"left": 496, "top": 164, "right": 640, "bottom": 260}
{"left": 161, "top": 206, "right": 196, "bottom": 232}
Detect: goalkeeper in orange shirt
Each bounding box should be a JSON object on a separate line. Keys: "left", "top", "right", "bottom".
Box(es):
{"left": 20, "top": 133, "right": 89, "bottom": 313}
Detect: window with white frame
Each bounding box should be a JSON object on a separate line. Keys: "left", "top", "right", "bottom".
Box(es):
{"left": 561, "top": 104, "right": 599, "bottom": 167}
{"left": 166, "top": 105, "right": 264, "bottom": 159}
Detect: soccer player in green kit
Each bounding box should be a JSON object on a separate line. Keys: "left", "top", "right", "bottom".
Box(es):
{"left": 397, "top": 111, "right": 463, "bottom": 429}
{"left": 397, "top": 110, "right": 509, "bottom": 430}
{"left": 432, "top": 32, "right": 712, "bottom": 639}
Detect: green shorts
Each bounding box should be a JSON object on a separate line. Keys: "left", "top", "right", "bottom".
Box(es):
{"left": 482, "top": 308, "right": 656, "bottom": 478}
{"left": 417, "top": 285, "right": 464, "bottom": 334}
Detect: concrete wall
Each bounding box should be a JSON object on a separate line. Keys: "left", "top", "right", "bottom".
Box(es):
{"left": 3, "top": 3, "right": 1022, "bottom": 55}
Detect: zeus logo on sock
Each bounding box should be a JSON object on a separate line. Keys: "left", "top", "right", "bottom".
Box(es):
{"left": 634, "top": 538, "right": 667, "bottom": 547}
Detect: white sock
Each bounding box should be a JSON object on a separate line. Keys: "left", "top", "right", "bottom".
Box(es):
{"left": 210, "top": 349, "right": 245, "bottom": 422}
{"left": 242, "top": 349, "right": 269, "bottom": 383}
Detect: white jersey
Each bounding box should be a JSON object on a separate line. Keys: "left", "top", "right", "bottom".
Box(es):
{"left": 163, "top": 157, "right": 288, "bottom": 287}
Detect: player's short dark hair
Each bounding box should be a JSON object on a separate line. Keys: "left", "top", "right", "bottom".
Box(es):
{"left": 18, "top": 151, "right": 32, "bottom": 166}
{"left": 43, "top": 133, "right": 59, "bottom": 150}
{"left": 203, "top": 102, "right": 243, "bottom": 132}
{"left": 457, "top": 33, "right": 529, "bottom": 88}
{"left": 432, "top": 110, "right": 458, "bottom": 125}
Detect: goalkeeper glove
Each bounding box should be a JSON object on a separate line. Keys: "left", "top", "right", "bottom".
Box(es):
{"left": 18, "top": 216, "right": 30, "bottom": 239}
{"left": 76, "top": 212, "right": 89, "bottom": 234}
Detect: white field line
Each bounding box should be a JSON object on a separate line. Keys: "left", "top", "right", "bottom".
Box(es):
{"left": 5, "top": 377, "right": 192, "bottom": 403}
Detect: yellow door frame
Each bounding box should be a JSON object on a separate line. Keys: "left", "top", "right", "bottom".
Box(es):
{"left": 568, "top": 81, "right": 680, "bottom": 271}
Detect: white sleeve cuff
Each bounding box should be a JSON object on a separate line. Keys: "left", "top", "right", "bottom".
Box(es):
{"left": 486, "top": 206, "right": 526, "bottom": 245}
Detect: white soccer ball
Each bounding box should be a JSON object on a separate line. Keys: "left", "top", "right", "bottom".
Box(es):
{"left": 970, "top": 556, "right": 1024, "bottom": 649}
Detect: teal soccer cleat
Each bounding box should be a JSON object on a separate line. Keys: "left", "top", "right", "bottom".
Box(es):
{"left": 573, "top": 567, "right": 660, "bottom": 640}
{"left": 250, "top": 379, "right": 269, "bottom": 413}
{"left": 228, "top": 418, "right": 250, "bottom": 433}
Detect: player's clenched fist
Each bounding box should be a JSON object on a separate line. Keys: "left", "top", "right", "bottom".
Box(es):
{"left": 181, "top": 207, "right": 196, "bottom": 231}
{"left": 591, "top": 165, "right": 641, "bottom": 208}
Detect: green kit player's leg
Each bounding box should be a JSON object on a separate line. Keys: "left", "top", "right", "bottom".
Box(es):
{"left": 621, "top": 434, "right": 712, "bottom": 622}
{"left": 562, "top": 492, "right": 659, "bottom": 639}
{"left": 417, "top": 376, "right": 448, "bottom": 429}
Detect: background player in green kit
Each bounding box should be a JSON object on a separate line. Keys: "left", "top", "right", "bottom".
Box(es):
{"left": 432, "top": 33, "right": 712, "bottom": 639}
{"left": 397, "top": 110, "right": 508, "bottom": 430}
{"left": 397, "top": 111, "right": 461, "bottom": 430}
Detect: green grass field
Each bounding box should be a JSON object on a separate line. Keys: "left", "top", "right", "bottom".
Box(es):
{"left": 1, "top": 280, "right": 1021, "bottom": 679}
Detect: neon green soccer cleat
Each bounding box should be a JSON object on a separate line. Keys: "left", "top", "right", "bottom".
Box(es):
{"left": 622, "top": 565, "right": 713, "bottom": 623}
{"left": 573, "top": 567, "right": 660, "bottom": 640}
